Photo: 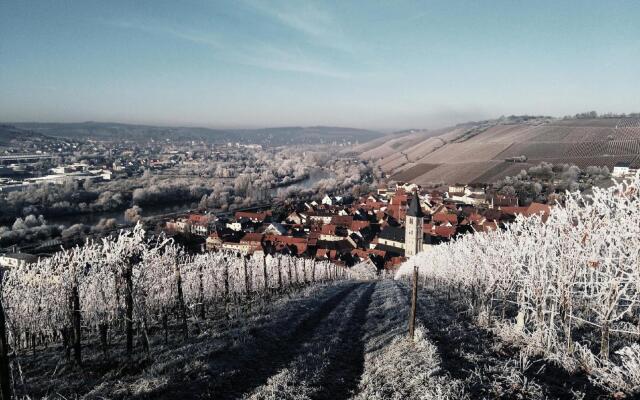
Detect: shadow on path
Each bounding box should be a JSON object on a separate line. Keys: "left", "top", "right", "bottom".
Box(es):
{"left": 312, "top": 282, "right": 376, "bottom": 400}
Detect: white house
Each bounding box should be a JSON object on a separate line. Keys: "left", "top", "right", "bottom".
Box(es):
{"left": 448, "top": 184, "right": 487, "bottom": 205}
{"left": 613, "top": 162, "right": 632, "bottom": 178}
{"left": 190, "top": 223, "right": 209, "bottom": 236}
{"left": 322, "top": 195, "right": 334, "bottom": 205}
{"left": 321, "top": 195, "right": 343, "bottom": 206}
{"left": 264, "top": 222, "right": 287, "bottom": 235}
{"left": 0, "top": 253, "right": 39, "bottom": 269}
{"left": 286, "top": 211, "right": 304, "bottom": 224}
{"left": 398, "top": 182, "right": 420, "bottom": 193}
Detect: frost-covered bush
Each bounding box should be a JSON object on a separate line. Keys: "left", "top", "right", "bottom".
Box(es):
{"left": 396, "top": 173, "right": 640, "bottom": 393}
{"left": 349, "top": 261, "right": 378, "bottom": 280}
{"left": 1, "top": 223, "right": 347, "bottom": 352}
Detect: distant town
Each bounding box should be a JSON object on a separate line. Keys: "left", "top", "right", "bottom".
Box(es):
{"left": 161, "top": 180, "right": 553, "bottom": 273}
{"left": 1, "top": 122, "right": 638, "bottom": 274}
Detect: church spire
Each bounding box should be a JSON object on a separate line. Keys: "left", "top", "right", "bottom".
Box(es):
{"left": 404, "top": 191, "right": 424, "bottom": 257}
{"left": 406, "top": 192, "right": 424, "bottom": 218}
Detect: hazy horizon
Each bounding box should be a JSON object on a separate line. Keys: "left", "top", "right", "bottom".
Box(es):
{"left": 1, "top": 1, "right": 639, "bottom": 131}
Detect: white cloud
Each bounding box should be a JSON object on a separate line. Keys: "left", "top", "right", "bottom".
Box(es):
{"left": 107, "top": 18, "right": 351, "bottom": 79}
{"left": 230, "top": 44, "right": 352, "bottom": 78}
{"left": 242, "top": 0, "right": 357, "bottom": 53}
{"left": 107, "top": 19, "right": 223, "bottom": 48}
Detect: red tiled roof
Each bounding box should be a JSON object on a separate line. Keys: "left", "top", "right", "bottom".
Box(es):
{"left": 432, "top": 213, "right": 458, "bottom": 225}
{"left": 188, "top": 214, "right": 210, "bottom": 224}
{"left": 321, "top": 224, "right": 338, "bottom": 235}
{"left": 241, "top": 232, "right": 264, "bottom": 243}
{"left": 501, "top": 205, "right": 551, "bottom": 220}
{"left": 331, "top": 215, "right": 353, "bottom": 226}
{"left": 474, "top": 221, "right": 498, "bottom": 232}
{"left": 235, "top": 210, "right": 271, "bottom": 221}
{"left": 265, "top": 235, "right": 307, "bottom": 245}
{"left": 294, "top": 244, "right": 308, "bottom": 255}
{"left": 468, "top": 213, "right": 483, "bottom": 223}
{"left": 385, "top": 204, "right": 406, "bottom": 221}
{"left": 434, "top": 226, "right": 456, "bottom": 239}
{"left": 390, "top": 193, "right": 408, "bottom": 206}
{"left": 491, "top": 194, "right": 518, "bottom": 207}
{"left": 501, "top": 206, "right": 528, "bottom": 216}
{"left": 351, "top": 248, "right": 386, "bottom": 258}
{"left": 350, "top": 220, "right": 370, "bottom": 232}
{"left": 525, "top": 203, "right": 551, "bottom": 217}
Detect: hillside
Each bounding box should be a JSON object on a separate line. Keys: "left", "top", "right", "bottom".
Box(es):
{"left": 11, "top": 122, "right": 384, "bottom": 146}
{"left": 361, "top": 117, "right": 640, "bottom": 185}
{"left": 0, "top": 124, "right": 60, "bottom": 147}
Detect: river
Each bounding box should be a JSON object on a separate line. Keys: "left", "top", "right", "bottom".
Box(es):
{"left": 47, "top": 168, "right": 333, "bottom": 227}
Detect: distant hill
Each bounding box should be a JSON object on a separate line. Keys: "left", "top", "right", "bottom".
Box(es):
{"left": 11, "top": 122, "right": 384, "bottom": 146}
{"left": 0, "top": 124, "right": 60, "bottom": 146}
{"left": 359, "top": 117, "right": 640, "bottom": 184}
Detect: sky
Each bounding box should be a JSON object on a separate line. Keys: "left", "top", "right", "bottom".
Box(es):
{"left": 1, "top": 0, "right": 639, "bottom": 131}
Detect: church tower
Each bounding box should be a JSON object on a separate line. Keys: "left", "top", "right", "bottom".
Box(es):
{"left": 405, "top": 192, "right": 424, "bottom": 257}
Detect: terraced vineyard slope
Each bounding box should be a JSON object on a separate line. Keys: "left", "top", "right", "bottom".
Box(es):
{"left": 360, "top": 117, "right": 640, "bottom": 184}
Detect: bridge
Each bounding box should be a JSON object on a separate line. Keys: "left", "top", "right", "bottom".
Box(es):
{"left": 0, "top": 154, "right": 56, "bottom": 164}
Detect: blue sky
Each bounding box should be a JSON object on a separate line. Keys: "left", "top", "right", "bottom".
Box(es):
{"left": 1, "top": 0, "right": 639, "bottom": 130}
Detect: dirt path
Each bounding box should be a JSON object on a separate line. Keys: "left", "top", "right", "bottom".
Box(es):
{"left": 352, "top": 280, "right": 464, "bottom": 400}
{"left": 149, "top": 280, "right": 462, "bottom": 400}
{"left": 244, "top": 282, "right": 375, "bottom": 399}
{"left": 245, "top": 280, "right": 464, "bottom": 400}
{"left": 148, "top": 280, "right": 465, "bottom": 400}
{"left": 138, "top": 281, "right": 373, "bottom": 400}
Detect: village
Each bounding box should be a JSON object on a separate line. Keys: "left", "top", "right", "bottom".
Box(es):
{"left": 163, "top": 181, "right": 552, "bottom": 273}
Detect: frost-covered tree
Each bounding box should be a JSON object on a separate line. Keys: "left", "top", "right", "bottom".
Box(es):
{"left": 397, "top": 173, "right": 640, "bottom": 393}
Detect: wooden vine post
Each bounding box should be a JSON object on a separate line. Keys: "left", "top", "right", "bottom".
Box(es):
{"left": 277, "top": 257, "right": 283, "bottom": 291}
{"left": 175, "top": 260, "right": 188, "bottom": 339}
{"left": 262, "top": 253, "right": 269, "bottom": 295}
{"left": 70, "top": 284, "right": 82, "bottom": 365}
{"left": 125, "top": 255, "right": 135, "bottom": 358}
{"left": 408, "top": 265, "right": 418, "bottom": 341}
{"left": 287, "top": 257, "right": 293, "bottom": 288}
{"left": 198, "top": 262, "right": 205, "bottom": 320}
{"left": 243, "top": 255, "right": 250, "bottom": 297}
{"left": 0, "top": 271, "right": 12, "bottom": 400}
{"left": 223, "top": 257, "right": 230, "bottom": 319}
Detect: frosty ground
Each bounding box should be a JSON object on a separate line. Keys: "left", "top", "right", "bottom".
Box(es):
{"left": 15, "top": 280, "right": 606, "bottom": 399}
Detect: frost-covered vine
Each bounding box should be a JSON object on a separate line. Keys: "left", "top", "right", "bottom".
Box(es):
{"left": 0, "top": 225, "right": 347, "bottom": 361}
{"left": 396, "top": 174, "right": 640, "bottom": 394}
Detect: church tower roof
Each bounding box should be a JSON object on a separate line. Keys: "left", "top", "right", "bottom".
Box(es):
{"left": 407, "top": 192, "right": 424, "bottom": 218}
